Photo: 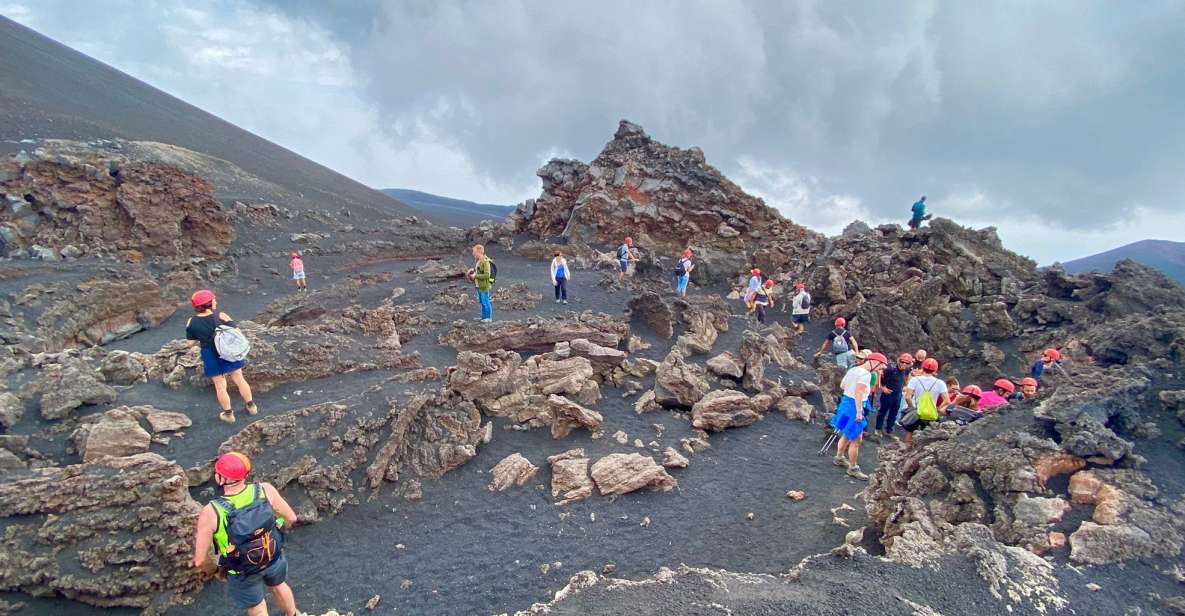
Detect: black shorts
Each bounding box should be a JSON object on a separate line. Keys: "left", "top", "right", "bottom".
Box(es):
{"left": 792, "top": 314, "right": 810, "bottom": 324}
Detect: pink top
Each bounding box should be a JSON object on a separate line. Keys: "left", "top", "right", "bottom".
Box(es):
{"left": 978, "top": 390, "right": 1009, "bottom": 410}
{"left": 290, "top": 257, "right": 304, "bottom": 273}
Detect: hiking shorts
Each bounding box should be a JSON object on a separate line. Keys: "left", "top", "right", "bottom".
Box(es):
{"left": 793, "top": 314, "right": 810, "bottom": 324}
{"left": 618, "top": 259, "right": 629, "bottom": 273}
{"left": 227, "top": 551, "right": 288, "bottom": 609}
{"left": 200, "top": 346, "right": 246, "bottom": 378}
{"left": 834, "top": 350, "right": 855, "bottom": 368}
{"left": 293, "top": 271, "right": 305, "bottom": 280}
{"left": 830, "top": 395, "right": 867, "bottom": 441}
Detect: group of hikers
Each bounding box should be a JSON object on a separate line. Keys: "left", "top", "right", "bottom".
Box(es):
{"left": 186, "top": 197, "right": 964, "bottom": 614}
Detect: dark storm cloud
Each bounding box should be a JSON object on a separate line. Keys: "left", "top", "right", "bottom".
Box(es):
{"left": 254, "top": 0, "right": 1185, "bottom": 233}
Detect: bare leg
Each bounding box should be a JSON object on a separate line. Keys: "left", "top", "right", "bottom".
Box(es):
{"left": 848, "top": 435, "right": 862, "bottom": 466}
{"left": 229, "top": 370, "right": 254, "bottom": 404}
{"left": 835, "top": 436, "right": 849, "bottom": 458}
{"left": 246, "top": 600, "right": 267, "bottom": 616}
{"left": 268, "top": 583, "right": 297, "bottom": 616}
{"left": 211, "top": 375, "right": 231, "bottom": 411}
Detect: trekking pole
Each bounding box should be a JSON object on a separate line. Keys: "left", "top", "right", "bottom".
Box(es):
{"left": 818, "top": 431, "right": 839, "bottom": 455}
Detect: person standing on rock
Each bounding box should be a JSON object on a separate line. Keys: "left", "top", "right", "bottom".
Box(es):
{"left": 831, "top": 352, "right": 887, "bottom": 480}
{"left": 616, "top": 237, "right": 637, "bottom": 284}
{"left": 909, "top": 195, "right": 929, "bottom": 229}
{"left": 815, "top": 317, "right": 859, "bottom": 368}
{"left": 674, "top": 249, "right": 695, "bottom": 297}
{"left": 192, "top": 452, "right": 300, "bottom": 616}
{"left": 790, "top": 282, "right": 811, "bottom": 333}
{"left": 754, "top": 279, "right": 775, "bottom": 324}
{"left": 872, "top": 353, "right": 912, "bottom": 442}
{"left": 467, "top": 244, "right": 494, "bottom": 322}
{"left": 902, "top": 357, "right": 950, "bottom": 445}
{"left": 185, "top": 290, "right": 257, "bottom": 423}
{"left": 550, "top": 251, "right": 571, "bottom": 304}
{"left": 743, "top": 268, "right": 762, "bottom": 315}
{"left": 288, "top": 251, "right": 306, "bottom": 292}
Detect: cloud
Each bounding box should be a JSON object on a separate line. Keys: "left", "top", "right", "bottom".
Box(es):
{"left": 5, "top": 1, "right": 1184, "bottom": 264}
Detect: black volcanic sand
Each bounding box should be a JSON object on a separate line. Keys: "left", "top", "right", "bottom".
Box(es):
{"left": 5, "top": 250, "right": 1185, "bottom": 616}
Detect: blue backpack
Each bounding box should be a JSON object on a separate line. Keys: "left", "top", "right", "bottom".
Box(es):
{"left": 214, "top": 485, "right": 280, "bottom": 575}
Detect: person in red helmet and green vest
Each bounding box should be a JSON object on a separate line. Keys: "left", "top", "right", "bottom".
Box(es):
{"left": 193, "top": 452, "right": 300, "bottom": 616}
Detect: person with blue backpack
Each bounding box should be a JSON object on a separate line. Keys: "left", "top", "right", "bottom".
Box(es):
{"left": 192, "top": 452, "right": 299, "bottom": 616}
{"left": 814, "top": 317, "right": 860, "bottom": 368}
{"left": 616, "top": 236, "right": 637, "bottom": 284}
{"left": 550, "top": 251, "right": 571, "bottom": 304}
{"left": 185, "top": 289, "right": 257, "bottom": 424}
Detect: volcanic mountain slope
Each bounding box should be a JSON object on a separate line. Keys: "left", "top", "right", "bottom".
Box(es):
{"left": 382, "top": 188, "right": 514, "bottom": 227}
{"left": 1061, "top": 239, "right": 1185, "bottom": 284}
{"left": 0, "top": 16, "right": 414, "bottom": 219}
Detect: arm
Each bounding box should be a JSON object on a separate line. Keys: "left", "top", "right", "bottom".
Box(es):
{"left": 849, "top": 335, "right": 860, "bottom": 354}
{"left": 904, "top": 383, "right": 915, "bottom": 407}
{"left": 262, "top": 482, "right": 299, "bottom": 527}
{"left": 937, "top": 392, "right": 951, "bottom": 415}
{"left": 564, "top": 259, "right": 571, "bottom": 281}
{"left": 550, "top": 261, "right": 557, "bottom": 285}
{"left": 815, "top": 339, "right": 830, "bottom": 356}
{"left": 854, "top": 383, "right": 869, "bottom": 421}
{"left": 185, "top": 318, "right": 197, "bottom": 348}
{"left": 474, "top": 260, "right": 491, "bottom": 285}
{"left": 219, "top": 312, "right": 233, "bottom": 323}
{"left": 192, "top": 504, "right": 217, "bottom": 570}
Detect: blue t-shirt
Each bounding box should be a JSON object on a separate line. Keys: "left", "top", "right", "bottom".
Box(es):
{"left": 911, "top": 200, "right": 926, "bottom": 219}
{"left": 1031, "top": 359, "right": 1046, "bottom": 381}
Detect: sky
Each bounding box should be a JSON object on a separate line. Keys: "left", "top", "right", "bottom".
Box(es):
{"left": 3, "top": 1, "right": 1184, "bottom": 264}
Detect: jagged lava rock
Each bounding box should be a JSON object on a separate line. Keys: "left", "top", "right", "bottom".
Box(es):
{"left": 589, "top": 453, "right": 676, "bottom": 496}
{"left": 548, "top": 448, "right": 594, "bottom": 505}
{"left": 691, "top": 389, "right": 761, "bottom": 432}
{"left": 489, "top": 453, "right": 538, "bottom": 492}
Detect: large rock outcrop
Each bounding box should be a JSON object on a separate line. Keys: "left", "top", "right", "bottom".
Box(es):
{"left": 589, "top": 453, "right": 677, "bottom": 496}
{"left": 438, "top": 313, "right": 629, "bottom": 353}
{"left": 446, "top": 350, "right": 602, "bottom": 427}
{"left": 652, "top": 349, "right": 709, "bottom": 408}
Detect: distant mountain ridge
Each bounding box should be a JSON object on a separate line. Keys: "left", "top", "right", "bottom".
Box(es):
{"left": 381, "top": 188, "right": 512, "bottom": 227}
{"left": 1061, "top": 239, "right": 1185, "bottom": 284}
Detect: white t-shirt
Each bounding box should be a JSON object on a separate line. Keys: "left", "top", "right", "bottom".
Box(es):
{"left": 840, "top": 366, "right": 872, "bottom": 400}
{"left": 792, "top": 291, "right": 810, "bottom": 315}
{"left": 907, "top": 375, "right": 948, "bottom": 405}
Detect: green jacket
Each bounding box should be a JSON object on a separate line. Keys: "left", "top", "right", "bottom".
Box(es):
{"left": 474, "top": 256, "right": 492, "bottom": 292}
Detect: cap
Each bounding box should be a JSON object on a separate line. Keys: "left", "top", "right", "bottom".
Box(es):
{"left": 834, "top": 317, "right": 846, "bottom": 328}
{"left": 191, "top": 289, "right": 215, "bottom": 308}
{"left": 1020, "top": 377, "right": 1038, "bottom": 387}
{"left": 624, "top": 236, "right": 633, "bottom": 245}
{"left": 214, "top": 452, "right": 251, "bottom": 481}
{"left": 921, "top": 357, "right": 939, "bottom": 372}
{"left": 1043, "top": 348, "right": 1061, "bottom": 361}
{"left": 865, "top": 352, "right": 888, "bottom": 366}
{"left": 961, "top": 385, "right": 983, "bottom": 398}
{"left": 994, "top": 378, "right": 1016, "bottom": 393}
{"left": 763, "top": 279, "right": 774, "bottom": 288}
{"left": 898, "top": 352, "right": 914, "bottom": 364}
{"left": 682, "top": 249, "right": 693, "bottom": 258}
{"left": 750, "top": 268, "right": 761, "bottom": 276}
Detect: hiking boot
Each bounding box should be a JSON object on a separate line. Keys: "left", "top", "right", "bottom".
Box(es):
{"left": 562, "top": 300, "right": 569, "bottom": 304}
{"left": 244, "top": 401, "right": 259, "bottom": 416}
{"left": 480, "top": 318, "right": 493, "bottom": 323}
{"left": 219, "top": 410, "right": 236, "bottom": 424}
{"left": 846, "top": 465, "right": 870, "bottom": 481}
{"left": 832, "top": 456, "right": 849, "bottom": 469}
{"left": 869, "top": 431, "right": 882, "bottom": 442}
{"left": 556, "top": 299, "right": 562, "bottom": 304}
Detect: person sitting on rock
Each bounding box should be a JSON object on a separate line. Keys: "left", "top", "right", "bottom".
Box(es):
{"left": 1019, "top": 377, "right": 1039, "bottom": 400}
{"left": 790, "top": 282, "right": 811, "bottom": 333}
{"left": 1031, "top": 348, "right": 1061, "bottom": 385}
{"left": 466, "top": 244, "right": 494, "bottom": 322}
{"left": 978, "top": 378, "right": 1015, "bottom": 410}
{"left": 616, "top": 236, "right": 637, "bottom": 284}
{"left": 673, "top": 248, "right": 695, "bottom": 297}
{"left": 831, "top": 351, "right": 887, "bottom": 481}
{"left": 743, "top": 268, "right": 762, "bottom": 314}
{"left": 902, "top": 357, "right": 950, "bottom": 445}
{"left": 872, "top": 353, "right": 912, "bottom": 442}
{"left": 754, "top": 279, "right": 775, "bottom": 324}
{"left": 185, "top": 290, "right": 257, "bottom": 423}
{"left": 289, "top": 251, "right": 306, "bottom": 292}
{"left": 815, "top": 317, "right": 859, "bottom": 368}
{"left": 192, "top": 452, "right": 299, "bottom": 616}
{"left": 944, "top": 385, "right": 985, "bottom": 425}
{"left": 550, "top": 251, "right": 570, "bottom": 304}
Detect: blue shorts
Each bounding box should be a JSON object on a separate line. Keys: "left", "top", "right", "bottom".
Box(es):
{"left": 793, "top": 314, "right": 810, "bottom": 324}
{"left": 293, "top": 271, "right": 305, "bottom": 280}
{"left": 200, "top": 346, "right": 246, "bottom": 378}
{"left": 227, "top": 551, "right": 288, "bottom": 609}
{"left": 676, "top": 274, "right": 690, "bottom": 293}
{"left": 618, "top": 259, "right": 629, "bottom": 273}
{"left": 830, "top": 395, "right": 867, "bottom": 441}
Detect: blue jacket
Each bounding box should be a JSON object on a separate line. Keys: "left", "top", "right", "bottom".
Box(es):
{"left": 911, "top": 200, "right": 926, "bottom": 219}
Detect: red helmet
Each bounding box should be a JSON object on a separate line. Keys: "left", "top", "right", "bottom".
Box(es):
{"left": 1020, "top": 377, "right": 1038, "bottom": 387}
{"left": 214, "top": 452, "right": 251, "bottom": 481}
{"left": 624, "top": 236, "right": 633, "bottom": 245}
{"left": 682, "top": 249, "right": 693, "bottom": 258}
{"left": 750, "top": 268, "right": 761, "bottom": 276}
{"left": 794, "top": 281, "right": 805, "bottom": 289}
{"left": 921, "top": 358, "right": 939, "bottom": 372}
{"left": 191, "top": 289, "right": 215, "bottom": 309}
{"left": 763, "top": 279, "right": 775, "bottom": 288}
{"left": 1043, "top": 348, "right": 1061, "bottom": 361}
{"left": 865, "top": 352, "right": 888, "bottom": 366}
{"left": 994, "top": 378, "right": 1016, "bottom": 393}
{"left": 961, "top": 385, "right": 983, "bottom": 398}
{"left": 834, "top": 317, "right": 846, "bottom": 328}
{"left": 898, "top": 353, "right": 914, "bottom": 364}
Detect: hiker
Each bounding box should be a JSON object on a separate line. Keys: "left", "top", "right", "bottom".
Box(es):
{"left": 616, "top": 237, "right": 637, "bottom": 283}
{"left": 790, "top": 282, "right": 811, "bottom": 333}
{"left": 831, "top": 351, "right": 887, "bottom": 481}
{"left": 945, "top": 376, "right": 961, "bottom": 395}
{"left": 901, "top": 357, "right": 950, "bottom": 445}
{"left": 945, "top": 385, "right": 984, "bottom": 425}
{"left": 466, "top": 244, "right": 493, "bottom": 322}
{"left": 743, "top": 268, "right": 762, "bottom": 314}
{"left": 913, "top": 349, "right": 928, "bottom": 370}
{"left": 550, "top": 251, "right": 570, "bottom": 304}
{"left": 815, "top": 317, "right": 859, "bottom": 368}
{"left": 978, "top": 378, "right": 1015, "bottom": 410}
{"left": 185, "top": 290, "right": 257, "bottom": 424}
{"left": 909, "top": 195, "right": 929, "bottom": 229}
{"left": 674, "top": 249, "right": 695, "bottom": 297}
{"left": 288, "top": 252, "right": 306, "bottom": 291}
{"left": 872, "top": 352, "right": 912, "bottom": 441}
{"left": 1031, "top": 348, "right": 1061, "bottom": 384}
{"left": 1019, "top": 377, "right": 1039, "bottom": 400}
{"left": 754, "top": 279, "right": 775, "bottom": 324}
{"left": 192, "top": 452, "right": 299, "bottom": 616}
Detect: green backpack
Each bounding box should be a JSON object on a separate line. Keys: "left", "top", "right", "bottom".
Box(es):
{"left": 917, "top": 381, "right": 940, "bottom": 422}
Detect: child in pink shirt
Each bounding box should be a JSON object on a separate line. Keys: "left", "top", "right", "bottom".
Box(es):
{"left": 290, "top": 251, "right": 307, "bottom": 291}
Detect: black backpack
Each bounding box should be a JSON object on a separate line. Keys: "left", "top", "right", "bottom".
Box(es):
{"left": 214, "top": 485, "right": 280, "bottom": 575}
{"left": 487, "top": 258, "right": 498, "bottom": 285}
{"left": 799, "top": 291, "right": 811, "bottom": 310}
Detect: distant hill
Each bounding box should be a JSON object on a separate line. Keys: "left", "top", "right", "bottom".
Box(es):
{"left": 381, "top": 188, "right": 513, "bottom": 227}
{"left": 0, "top": 16, "right": 414, "bottom": 218}
{"left": 1061, "top": 239, "right": 1185, "bottom": 284}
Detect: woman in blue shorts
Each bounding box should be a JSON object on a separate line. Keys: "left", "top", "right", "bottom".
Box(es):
{"left": 185, "top": 289, "right": 258, "bottom": 424}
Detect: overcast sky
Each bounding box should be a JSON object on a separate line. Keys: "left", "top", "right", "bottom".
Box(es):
{"left": 4, "top": 1, "right": 1183, "bottom": 264}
